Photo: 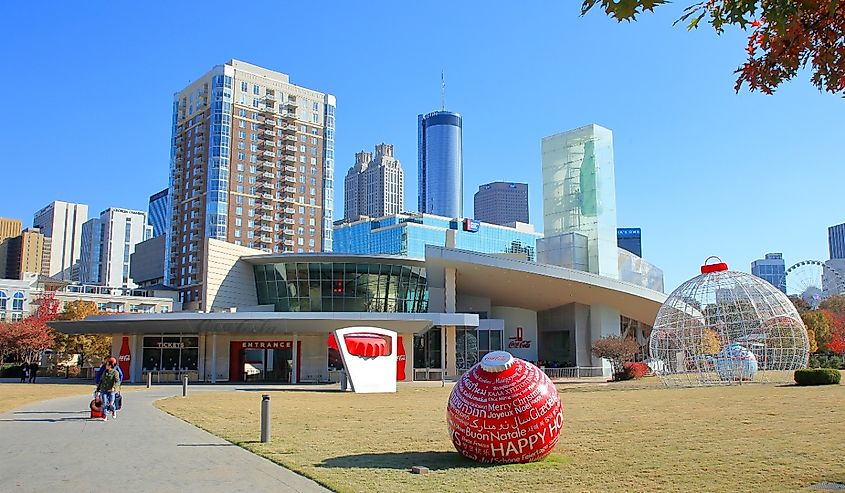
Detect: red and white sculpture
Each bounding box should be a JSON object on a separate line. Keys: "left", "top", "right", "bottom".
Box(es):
{"left": 329, "top": 326, "right": 397, "bottom": 393}
{"left": 447, "top": 351, "right": 563, "bottom": 463}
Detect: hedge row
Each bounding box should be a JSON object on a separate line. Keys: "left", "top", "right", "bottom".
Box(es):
{"left": 794, "top": 368, "right": 842, "bottom": 386}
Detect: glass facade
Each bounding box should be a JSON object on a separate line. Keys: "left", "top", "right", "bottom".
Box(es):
{"left": 542, "top": 124, "right": 618, "bottom": 278}
{"left": 418, "top": 111, "right": 463, "bottom": 218}
{"left": 322, "top": 97, "right": 336, "bottom": 251}
{"left": 253, "top": 261, "right": 428, "bottom": 312}
{"left": 141, "top": 335, "right": 199, "bottom": 371}
{"left": 617, "top": 227, "right": 642, "bottom": 257}
{"left": 830, "top": 223, "right": 845, "bottom": 259}
{"left": 333, "top": 213, "right": 542, "bottom": 260}
{"left": 456, "top": 327, "right": 504, "bottom": 371}
{"left": 751, "top": 253, "right": 786, "bottom": 293}
{"left": 148, "top": 188, "right": 169, "bottom": 238}
{"left": 206, "top": 69, "right": 232, "bottom": 241}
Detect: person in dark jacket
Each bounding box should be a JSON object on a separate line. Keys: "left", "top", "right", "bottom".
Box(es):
{"left": 97, "top": 361, "right": 121, "bottom": 421}
{"left": 95, "top": 356, "right": 123, "bottom": 384}
{"left": 20, "top": 362, "right": 28, "bottom": 383}
{"left": 28, "top": 361, "right": 39, "bottom": 383}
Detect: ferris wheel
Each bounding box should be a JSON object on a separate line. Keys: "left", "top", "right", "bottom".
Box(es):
{"left": 784, "top": 260, "right": 845, "bottom": 309}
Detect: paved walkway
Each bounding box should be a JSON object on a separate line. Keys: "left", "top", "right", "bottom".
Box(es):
{"left": 0, "top": 385, "right": 330, "bottom": 493}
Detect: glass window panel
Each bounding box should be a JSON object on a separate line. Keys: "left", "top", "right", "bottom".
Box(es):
{"left": 142, "top": 348, "right": 161, "bottom": 370}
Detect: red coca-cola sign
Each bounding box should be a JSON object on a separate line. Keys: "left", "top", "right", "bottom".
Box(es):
{"left": 118, "top": 336, "right": 131, "bottom": 379}
{"left": 447, "top": 351, "right": 563, "bottom": 464}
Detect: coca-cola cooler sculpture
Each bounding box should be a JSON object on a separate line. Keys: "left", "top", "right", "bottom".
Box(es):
{"left": 447, "top": 351, "right": 563, "bottom": 463}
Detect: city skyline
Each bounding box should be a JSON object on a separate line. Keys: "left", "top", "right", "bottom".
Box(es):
{"left": 1, "top": 1, "right": 842, "bottom": 292}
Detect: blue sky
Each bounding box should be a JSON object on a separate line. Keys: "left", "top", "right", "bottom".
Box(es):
{"left": 0, "top": 1, "right": 842, "bottom": 291}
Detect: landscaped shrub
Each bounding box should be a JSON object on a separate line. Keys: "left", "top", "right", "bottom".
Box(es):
{"left": 794, "top": 368, "right": 842, "bottom": 386}
{"left": 0, "top": 364, "right": 26, "bottom": 378}
{"left": 809, "top": 353, "right": 845, "bottom": 369}
{"left": 623, "top": 362, "right": 649, "bottom": 380}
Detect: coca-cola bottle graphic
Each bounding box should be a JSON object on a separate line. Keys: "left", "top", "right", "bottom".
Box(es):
{"left": 118, "top": 336, "right": 131, "bottom": 381}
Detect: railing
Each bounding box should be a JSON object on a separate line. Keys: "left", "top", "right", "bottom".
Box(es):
{"left": 541, "top": 367, "right": 606, "bottom": 379}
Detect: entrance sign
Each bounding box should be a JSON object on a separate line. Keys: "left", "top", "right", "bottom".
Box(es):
{"left": 447, "top": 351, "right": 563, "bottom": 463}
{"left": 332, "top": 326, "right": 397, "bottom": 393}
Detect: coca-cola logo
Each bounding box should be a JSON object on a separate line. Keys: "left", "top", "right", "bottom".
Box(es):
{"left": 508, "top": 327, "right": 532, "bottom": 349}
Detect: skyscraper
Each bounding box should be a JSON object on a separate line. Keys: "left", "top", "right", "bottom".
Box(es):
{"left": 541, "top": 124, "right": 618, "bottom": 278}
{"left": 168, "top": 60, "right": 336, "bottom": 306}
{"left": 80, "top": 208, "right": 152, "bottom": 288}
{"left": 343, "top": 144, "right": 404, "bottom": 222}
{"left": 0, "top": 218, "right": 22, "bottom": 279}
{"left": 32, "top": 201, "right": 88, "bottom": 280}
{"left": 4, "top": 228, "right": 49, "bottom": 279}
{"left": 418, "top": 111, "right": 462, "bottom": 218}
{"left": 829, "top": 223, "right": 845, "bottom": 259}
{"left": 617, "top": 228, "right": 642, "bottom": 257}
{"left": 148, "top": 188, "right": 169, "bottom": 238}
{"left": 751, "top": 253, "right": 786, "bottom": 293}
{"left": 473, "top": 181, "right": 529, "bottom": 226}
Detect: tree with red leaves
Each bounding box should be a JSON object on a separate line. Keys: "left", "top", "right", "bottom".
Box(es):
{"left": 0, "top": 292, "right": 58, "bottom": 363}
{"left": 829, "top": 312, "right": 845, "bottom": 354}
{"left": 581, "top": 0, "right": 845, "bottom": 95}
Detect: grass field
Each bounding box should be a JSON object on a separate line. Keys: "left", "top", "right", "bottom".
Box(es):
{"left": 0, "top": 383, "right": 97, "bottom": 413}
{"left": 157, "top": 379, "right": 845, "bottom": 493}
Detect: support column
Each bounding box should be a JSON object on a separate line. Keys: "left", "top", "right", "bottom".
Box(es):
{"left": 291, "top": 334, "right": 298, "bottom": 384}
{"left": 590, "top": 304, "right": 621, "bottom": 377}
{"left": 210, "top": 333, "right": 218, "bottom": 384}
{"left": 445, "top": 268, "right": 457, "bottom": 314}
{"left": 129, "top": 334, "right": 139, "bottom": 384}
{"left": 445, "top": 325, "right": 457, "bottom": 378}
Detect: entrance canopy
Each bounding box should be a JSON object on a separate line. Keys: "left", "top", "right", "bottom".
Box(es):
{"left": 49, "top": 311, "right": 479, "bottom": 335}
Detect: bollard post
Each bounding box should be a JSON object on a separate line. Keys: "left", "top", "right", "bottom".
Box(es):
{"left": 182, "top": 375, "right": 188, "bottom": 397}
{"left": 260, "top": 394, "right": 271, "bottom": 443}
{"left": 146, "top": 371, "right": 152, "bottom": 389}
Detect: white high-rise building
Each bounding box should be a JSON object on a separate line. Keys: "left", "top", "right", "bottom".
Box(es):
{"left": 80, "top": 208, "right": 152, "bottom": 288}
{"left": 32, "top": 201, "right": 88, "bottom": 280}
{"left": 343, "top": 143, "right": 404, "bottom": 222}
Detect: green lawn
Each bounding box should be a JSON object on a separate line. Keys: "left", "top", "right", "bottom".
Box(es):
{"left": 0, "top": 383, "right": 97, "bottom": 413}
{"left": 156, "top": 379, "right": 845, "bottom": 493}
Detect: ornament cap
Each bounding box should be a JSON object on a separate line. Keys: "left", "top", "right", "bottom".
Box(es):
{"left": 480, "top": 351, "right": 515, "bottom": 372}
{"left": 701, "top": 256, "right": 729, "bottom": 274}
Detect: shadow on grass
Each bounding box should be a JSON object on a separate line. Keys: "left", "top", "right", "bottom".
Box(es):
{"left": 318, "top": 451, "right": 494, "bottom": 471}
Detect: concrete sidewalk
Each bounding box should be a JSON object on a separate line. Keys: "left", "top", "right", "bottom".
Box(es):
{"left": 0, "top": 386, "right": 330, "bottom": 493}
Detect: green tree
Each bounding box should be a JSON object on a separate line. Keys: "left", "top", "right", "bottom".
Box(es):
{"left": 581, "top": 0, "right": 845, "bottom": 95}
{"left": 819, "top": 295, "right": 845, "bottom": 315}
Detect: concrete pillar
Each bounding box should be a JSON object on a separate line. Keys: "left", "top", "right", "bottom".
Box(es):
{"left": 445, "top": 268, "right": 457, "bottom": 313}
{"left": 129, "top": 334, "right": 139, "bottom": 383}
{"left": 590, "top": 304, "right": 621, "bottom": 377}
{"left": 291, "top": 334, "right": 298, "bottom": 384}
{"left": 445, "top": 325, "right": 457, "bottom": 378}
{"left": 210, "top": 333, "right": 218, "bottom": 384}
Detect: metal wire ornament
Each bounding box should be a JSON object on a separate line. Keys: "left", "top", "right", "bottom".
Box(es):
{"left": 649, "top": 257, "right": 810, "bottom": 387}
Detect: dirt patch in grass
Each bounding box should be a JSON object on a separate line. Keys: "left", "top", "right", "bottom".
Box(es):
{"left": 157, "top": 382, "right": 845, "bottom": 493}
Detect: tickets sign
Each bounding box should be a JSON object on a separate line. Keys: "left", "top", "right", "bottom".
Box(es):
{"left": 446, "top": 351, "right": 563, "bottom": 464}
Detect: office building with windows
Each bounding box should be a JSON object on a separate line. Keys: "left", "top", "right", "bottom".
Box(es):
{"left": 168, "top": 59, "right": 336, "bottom": 308}
{"left": 80, "top": 208, "right": 152, "bottom": 288}
{"left": 343, "top": 143, "right": 404, "bottom": 222}
{"left": 333, "top": 212, "right": 543, "bottom": 261}
{"left": 0, "top": 218, "right": 23, "bottom": 279}
{"left": 751, "top": 253, "right": 787, "bottom": 293}
{"left": 617, "top": 228, "right": 642, "bottom": 257}
{"left": 148, "top": 188, "right": 169, "bottom": 238}
{"left": 473, "top": 181, "right": 529, "bottom": 226}
{"left": 829, "top": 223, "right": 845, "bottom": 260}
{"left": 33, "top": 201, "right": 88, "bottom": 280}
{"left": 4, "top": 228, "right": 50, "bottom": 280}
{"left": 418, "top": 111, "right": 463, "bottom": 218}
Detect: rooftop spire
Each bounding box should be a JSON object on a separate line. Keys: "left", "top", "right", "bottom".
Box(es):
{"left": 441, "top": 70, "right": 446, "bottom": 111}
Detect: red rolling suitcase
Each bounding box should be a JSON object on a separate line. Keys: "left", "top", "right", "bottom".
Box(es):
{"left": 90, "top": 397, "right": 103, "bottom": 419}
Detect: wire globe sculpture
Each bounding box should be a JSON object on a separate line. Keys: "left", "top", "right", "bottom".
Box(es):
{"left": 784, "top": 260, "right": 845, "bottom": 310}
{"left": 650, "top": 257, "right": 810, "bottom": 387}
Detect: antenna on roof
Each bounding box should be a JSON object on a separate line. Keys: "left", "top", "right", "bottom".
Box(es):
{"left": 440, "top": 70, "right": 446, "bottom": 111}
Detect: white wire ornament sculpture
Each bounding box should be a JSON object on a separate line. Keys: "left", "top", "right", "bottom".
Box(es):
{"left": 650, "top": 257, "right": 810, "bottom": 387}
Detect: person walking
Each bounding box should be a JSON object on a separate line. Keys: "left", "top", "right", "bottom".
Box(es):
{"left": 28, "top": 361, "right": 39, "bottom": 383}
{"left": 97, "top": 361, "right": 121, "bottom": 421}
{"left": 19, "top": 362, "right": 28, "bottom": 383}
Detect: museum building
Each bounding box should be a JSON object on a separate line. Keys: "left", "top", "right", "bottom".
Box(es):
{"left": 51, "top": 238, "right": 666, "bottom": 384}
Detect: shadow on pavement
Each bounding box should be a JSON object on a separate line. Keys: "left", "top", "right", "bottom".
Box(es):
{"left": 0, "top": 416, "right": 91, "bottom": 423}
{"left": 14, "top": 410, "right": 88, "bottom": 414}
{"left": 318, "top": 451, "right": 484, "bottom": 471}
{"left": 177, "top": 443, "right": 237, "bottom": 447}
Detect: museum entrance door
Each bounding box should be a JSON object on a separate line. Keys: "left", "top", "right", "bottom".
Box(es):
{"left": 229, "top": 341, "right": 293, "bottom": 383}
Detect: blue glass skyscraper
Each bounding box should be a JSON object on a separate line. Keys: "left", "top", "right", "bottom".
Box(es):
{"left": 148, "top": 188, "right": 169, "bottom": 238}
{"left": 418, "top": 111, "right": 463, "bottom": 218}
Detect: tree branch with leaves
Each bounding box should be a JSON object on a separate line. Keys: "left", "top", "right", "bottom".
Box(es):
{"left": 581, "top": 0, "right": 845, "bottom": 95}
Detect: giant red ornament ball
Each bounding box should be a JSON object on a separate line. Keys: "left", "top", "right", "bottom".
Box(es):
{"left": 447, "top": 351, "right": 563, "bottom": 464}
